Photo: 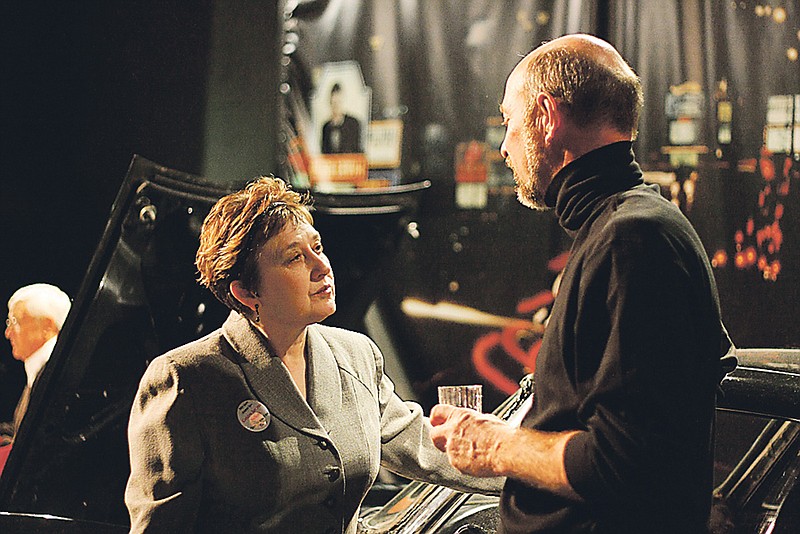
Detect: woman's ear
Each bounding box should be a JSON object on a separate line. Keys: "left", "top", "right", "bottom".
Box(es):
{"left": 230, "top": 280, "right": 259, "bottom": 314}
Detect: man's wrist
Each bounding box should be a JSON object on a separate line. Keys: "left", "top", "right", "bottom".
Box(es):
{"left": 490, "top": 425, "right": 518, "bottom": 478}
{"left": 492, "top": 427, "right": 581, "bottom": 496}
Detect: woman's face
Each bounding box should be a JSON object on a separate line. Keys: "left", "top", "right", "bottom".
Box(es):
{"left": 251, "top": 220, "right": 336, "bottom": 334}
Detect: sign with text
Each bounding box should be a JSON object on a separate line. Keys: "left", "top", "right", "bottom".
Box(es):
{"left": 309, "top": 154, "right": 368, "bottom": 191}
{"left": 366, "top": 119, "right": 403, "bottom": 169}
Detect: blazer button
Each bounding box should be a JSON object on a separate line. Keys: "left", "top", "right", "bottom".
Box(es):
{"left": 317, "top": 439, "right": 329, "bottom": 450}
{"left": 323, "top": 465, "right": 341, "bottom": 482}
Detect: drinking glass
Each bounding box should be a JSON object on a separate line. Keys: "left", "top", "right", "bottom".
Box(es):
{"left": 437, "top": 384, "right": 482, "bottom": 412}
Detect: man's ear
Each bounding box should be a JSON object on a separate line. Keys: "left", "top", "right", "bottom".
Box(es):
{"left": 536, "top": 92, "right": 563, "bottom": 144}
{"left": 230, "top": 280, "right": 259, "bottom": 314}
{"left": 41, "top": 317, "right": 60, "bottom": 339}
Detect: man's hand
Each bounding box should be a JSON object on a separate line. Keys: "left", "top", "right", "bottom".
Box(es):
{"left": 430, "top": 403, "right": 582, "bottom": 500}
{"left": 429, "top": 403, "right": 514, "bottom": 478}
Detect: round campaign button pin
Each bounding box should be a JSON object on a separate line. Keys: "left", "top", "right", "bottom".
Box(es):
{"left": 237, "top": 399, "right": 270, "bottom": 432}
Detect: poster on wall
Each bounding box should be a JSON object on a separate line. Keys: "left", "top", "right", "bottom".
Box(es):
{"left": 308, "top": 61, "right": 372, "bottom": 190}
{"left": 311, "top": 61, "right": 371, "bottom": 154}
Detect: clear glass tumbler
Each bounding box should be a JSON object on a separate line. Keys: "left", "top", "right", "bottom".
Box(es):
{"left": 437, "top": 384, "right": 483, "bottom": 412}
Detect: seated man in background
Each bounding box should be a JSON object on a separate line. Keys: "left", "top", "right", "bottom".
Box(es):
{"left": 1, "top": 283, "right": 71, "bottom": 445}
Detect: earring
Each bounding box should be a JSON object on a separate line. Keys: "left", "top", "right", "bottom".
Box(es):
{"left": 254, "top": 303, "right": 261, "bottom": 323}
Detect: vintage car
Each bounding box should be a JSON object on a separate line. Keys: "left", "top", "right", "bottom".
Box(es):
{"left": 0, "top": 158, "right": 797, "bottom": 533}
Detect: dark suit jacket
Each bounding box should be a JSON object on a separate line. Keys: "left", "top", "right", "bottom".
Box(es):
{"left": 321, "top": 114, "right": 362, "bottom": 154}
{"left": 125, "top": 312, "right": 499, "bottom": 533}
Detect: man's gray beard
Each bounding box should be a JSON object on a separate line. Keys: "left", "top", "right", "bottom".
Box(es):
{"left": 516, "top": 178, "right": 548, "bottom": 211}
{"left": 512, "top": 135, "right": 553, "bottom": 211}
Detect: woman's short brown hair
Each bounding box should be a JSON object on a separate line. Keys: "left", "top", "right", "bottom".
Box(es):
{"left": 196, "top": 176, "right": 313, "bottom": 313}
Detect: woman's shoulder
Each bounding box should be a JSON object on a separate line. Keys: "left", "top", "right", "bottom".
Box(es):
{"left": 309, "top": 323, "right": 375, "bottom": 350}
{"left": 309, "top": 324, "right": 382, "bottom": 385}
{"left": 309, "top": 324, "right": 382, "bottom": 369}
{"left": 154, "top": 327, "right": 232, "bottom": 371}
{"left": 138, "top": 328, "right": 243, "bottom": 396}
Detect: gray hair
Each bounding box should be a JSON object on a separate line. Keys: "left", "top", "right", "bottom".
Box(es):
{"left": 525, "top": 38, "right": 643, "bottom": 137}
{"left": 8, "top": 283, "right": 72, "bottom": 330}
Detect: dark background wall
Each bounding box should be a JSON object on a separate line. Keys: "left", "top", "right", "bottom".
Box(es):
{"left": 1, "top": 1, "right": 208, "bottom": 417}
{"left": 0, "top": 0, "right": 283, "bottom": 419}
{"left": 1, "top": 0, "right": 210, "bottom": 295}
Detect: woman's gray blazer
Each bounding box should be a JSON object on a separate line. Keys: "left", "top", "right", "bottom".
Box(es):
{"left": 125, "top": 311, "right": 500, "bottom": 533}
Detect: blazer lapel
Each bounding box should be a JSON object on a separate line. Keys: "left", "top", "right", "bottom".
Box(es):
{"left": 305, "top": 325, "right": 344, "bottom": 430}
{"left": 222, "top": 312, "right": 328, "bottom": 440}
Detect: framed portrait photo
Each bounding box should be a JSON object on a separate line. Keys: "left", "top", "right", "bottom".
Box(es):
{"left": 310, "top": 61, "right": 372, "bottom": 156}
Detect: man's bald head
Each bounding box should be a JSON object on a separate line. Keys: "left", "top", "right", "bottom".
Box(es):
{"left": 516, "top": 33, "right": 643, "bottom": 138}
{"left": 539, "top": 33, "right": 629, "bottom": 63}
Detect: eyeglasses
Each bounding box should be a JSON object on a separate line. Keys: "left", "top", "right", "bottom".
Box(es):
{"left": 5, "top": 316, "right": 18, "bottom": 328}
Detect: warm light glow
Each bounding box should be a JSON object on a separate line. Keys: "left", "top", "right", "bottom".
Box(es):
{"left": 744, "top": 246, "right": 757, "bottom": 265}
{"left": 369, "top": 34, "right": 383, "bottom": 51}
{"left": 516, "top": 10, "right": 533, "bottom": 31}
{"left": 772, "top": 223, "right": 783, "bottom": 249}
{"left": 536, "top": 11, "right": 550, "bottom": 25}
{"left": 712, "top": 250, "right": 728, "bottom": 268}
{"left": 400, "top": 297, "right": 543, "bottom": 332}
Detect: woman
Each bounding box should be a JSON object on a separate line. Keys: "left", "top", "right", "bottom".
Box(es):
{"left": 125, "top": 177, "right": 500, "bottom": 533}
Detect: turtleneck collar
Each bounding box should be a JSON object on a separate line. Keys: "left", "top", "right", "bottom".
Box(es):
{"left": 544, "top": 141, "right": 644, "bottom": 234}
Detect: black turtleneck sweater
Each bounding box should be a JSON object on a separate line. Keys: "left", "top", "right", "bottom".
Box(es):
{"left": 499, "top": 142, "right": 729, "bottom": 534}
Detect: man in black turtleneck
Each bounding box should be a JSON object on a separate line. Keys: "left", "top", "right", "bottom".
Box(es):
{"left": 430, "top": 34, "right": 734, "bottom": 533}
